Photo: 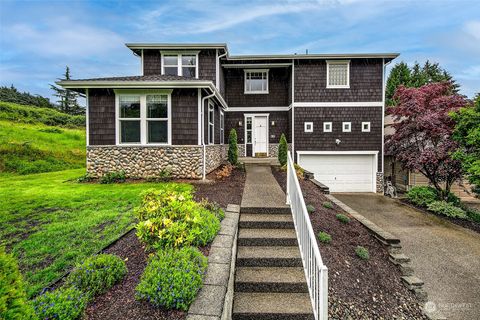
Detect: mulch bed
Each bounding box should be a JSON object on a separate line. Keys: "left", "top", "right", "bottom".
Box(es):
{"left": 272, "top": 167, "right": 427, "bottom": 319}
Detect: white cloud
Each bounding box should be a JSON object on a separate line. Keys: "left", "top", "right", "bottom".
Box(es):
{"left": 463, "top": 20, "right": 480, "bottom": 41}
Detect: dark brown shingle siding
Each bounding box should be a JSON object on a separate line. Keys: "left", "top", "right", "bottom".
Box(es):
{"left": 171, "top": 89, "right": 198, "bottom": 145}
{"left": 199, "top": 49, "right": 217, "bottom": 84}
{"left": 88, "top": 89, "right": 115, "bottom": 145}
{"left": 143, "top": 50, "right": 162, "bottom": 75}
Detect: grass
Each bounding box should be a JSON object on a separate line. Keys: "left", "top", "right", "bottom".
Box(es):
{"left": 0, "top": 169, "right": 191, "bottom": 297}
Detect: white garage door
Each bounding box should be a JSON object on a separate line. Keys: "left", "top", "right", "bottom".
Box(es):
{"left": 298, "top": 153, "right": 376, "bottom": 192}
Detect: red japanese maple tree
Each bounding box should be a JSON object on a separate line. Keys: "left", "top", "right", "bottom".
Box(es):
{"left": 385, "top": 82, "right": 466, "bottom": 199}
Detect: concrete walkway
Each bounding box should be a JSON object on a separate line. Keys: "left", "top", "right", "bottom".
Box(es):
{"left": 333, "top": 193, "right": 480, "bottom": 320}
{"left": 241, "top": 164, "right": 288, "bottom": 209}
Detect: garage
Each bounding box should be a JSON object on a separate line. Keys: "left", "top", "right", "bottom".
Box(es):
{"left": 297, "top": 151, "right": 378, "bottom": 193}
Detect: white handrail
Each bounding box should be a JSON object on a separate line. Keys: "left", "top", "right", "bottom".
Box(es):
{"left": 286, "top": 151, "right": 328, "bottom": 320}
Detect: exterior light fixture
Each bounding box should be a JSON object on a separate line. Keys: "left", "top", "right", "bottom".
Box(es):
{"left": 335, "top": 139, "right": 341, "bottom": 145}
{"left": 238, "top": 121, "right": 243, "bottom": 127}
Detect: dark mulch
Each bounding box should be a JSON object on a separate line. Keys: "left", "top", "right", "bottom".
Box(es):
{"left": 272, "top": 167, "right": 427, "bottom": 319}
{"left": 83, "top": 165, "right": 245, "bottom": 319}
{"left": 399, "top": 198, "right": 480, "bottom": 234}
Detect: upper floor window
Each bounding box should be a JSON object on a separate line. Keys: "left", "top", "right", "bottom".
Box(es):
{"left": 244, "top": 69, "right": 269, "bottom": 94}
{"left": 208, "top": 102, "right": 214, "bottom": 144}
{"left": 161, "top": 52, "right": 198, "bottom": 78}
{"left": 326, "top": 60, "right": 350, "bottom": 88}
{"left": 220, "top": 111, "right": 225, "bottom": 144}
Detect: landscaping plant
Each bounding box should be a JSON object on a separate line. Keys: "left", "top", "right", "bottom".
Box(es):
{"left": 306, "top": 204, "right": 316, "bottom": 214}
{"left": 228, "top": 128, "right": 238, "bottom": 165}
{"left": 33, "top": 286, "right": 88, "bottom": 320}
{"left": 336, "top": 214, "right": 350, "bottom": 224}
{"left": 406, "top": 186, "right": 439, "bottom": 207}
{"left": 100, "top": 170, "right": 126, "bottom": 184}
{"left": 317, "top": 231, "right": 332, "bottom": 244}
{"left": 136, "top": 247, "right": 207, "bottom": 311}
{"left": 278, "top": 133, "right": 288, "bottom": 166}
{"left": 65, "top": 254, "right": 127, "bottom": 297}
{"left": 0, "top": 247, "right": 35, "bottom": 320}
{"left": 322, "top": 201, "right": 333, "bottom": 209}
{"left": 355, "top": 246, "right": 370, "bottom": 260}
{"left": 427, "top": 201, "right": 467, "bottom": 219}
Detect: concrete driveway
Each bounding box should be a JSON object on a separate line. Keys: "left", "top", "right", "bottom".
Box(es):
{"left": 333, "top": 193, "right": 480, "bottom": 320}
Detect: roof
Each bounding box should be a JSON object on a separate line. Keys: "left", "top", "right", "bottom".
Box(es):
{"left": 126, "top": 43, "right": 228, "bottom": 56}
{"left": 66, "top": 74, "right": 210, "bottom": 82}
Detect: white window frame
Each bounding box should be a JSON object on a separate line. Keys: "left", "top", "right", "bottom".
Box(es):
{"left": 342, "top": 122, "right": 351, "bottom": 132}
{"left": 208, "top": 102, "right": 214, "bottom": 145}
{"left": 362, "top": 121, "right": 371, "bottom": 132}
{"left": 323, "top": 122, "right": 332, "bottom": 133}
{"left": 115, "top": 90, "right": 172, "bottom": 146}
{"left": 244, "top": 69, "right": 269, "bottom": 94}
{"left": 161, "top": 51, "right": 199, "bottom": 78}
{"left": 220, "top": 110, "right": 224, "bottom": 144}
{"left": 326, "top": 60, "right": 350, "bottom": 89}
{"left": 304, "top": 122, "right": 313, "bottom": 133}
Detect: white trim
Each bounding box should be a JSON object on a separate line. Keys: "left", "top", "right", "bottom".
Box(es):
{"left": 244, "top": 114, "right": 252, "bottom": 157}
{"left": 215, "top": 49, "right": 219, "bottom": 89}
{"left": 226, "top": 106, "right": 290, "bottom": 112}
{"left": 140, "top": 49, "right": 144, "bottom": 75}
{"left": 291, "top": 59, "right": 295, "bottom": 159}
{"left": 342, "top": 122, "right": 351, "bottom": 132}
{"left": 208, "top": 101, "right": 214, "bottom": 144}
{"left": 161, "top": 52, "right": 199, "bottom": 78}
{"left": 296, "top": 150, "right": 378, "bottom": 193}
{"left": 220, "top": 110, "right": 225, "bottom": 144}
{"left": 85, "top": 89, "right": 89, "bottom": 146}
{"left": 326, "top": 60, "right": 350, "bottom": 89}
{"left": 244, "top": 69, "right": 269, "bottom": 94}
{"left": 222, "top": 63, "right": 292, "bottom": 68}
{"left": 362, "top": 122, "right": 371, "bottom": 132}
{"left": 381, "top": 58, "right": 386, "bottom": 174}
{"left": 293, "top": 102, "right": 383, "bottom": 107}
{"left": 304, "top": 122, "right": 313, "bottom": 133}
{"left": 197, "top": 88, "right": 202, "bottom": 145}
{"left": 323, "top": 122, "right": 332, "bottom": 133}
{"left": 244, "top": 113, "right": 270, "bottom": 157}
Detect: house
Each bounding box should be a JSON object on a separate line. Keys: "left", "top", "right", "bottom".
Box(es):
{"left": 58, "top": 43, "right": 398, "bottom": 193}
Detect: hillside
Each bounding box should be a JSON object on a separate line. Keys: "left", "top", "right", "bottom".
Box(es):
{"left": 0, "top": 102, "right": 86, "bottom": 175}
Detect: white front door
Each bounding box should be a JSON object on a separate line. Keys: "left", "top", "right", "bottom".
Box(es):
{"left": 253, "top": 116, "right": 268, "bottom": 156}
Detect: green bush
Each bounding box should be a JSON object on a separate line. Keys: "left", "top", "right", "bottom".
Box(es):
{"left": 323, "top": 201, "right": 333, "bottom": 209}
{"left": 278, "top": 133, "right": 288, "bottom": 166}
{"left": 77, "top": 173, "right": 95, "bottom": 183}
{"left": 228, "top": 129, "right": 238, "bottom": 165}
{"left": 317, "top": 231, "right": 331, "bottom": 244}
{"left": 135, "top": 189, "right": 221, "bottom": 249}
{"left": 406, "top": 186, "right": 439, "bottom": 207}
{"left": 65, "top": 254, "right": 127, "bottom": 297}
{"left": 306, "top": 204, "right": 315, "bottom": 214}
{"left": 0, "top": 247, "right": 35, "bottom": 320}
{"left": 136, "top": 247, "right": 207, "bottom": 311}
{"left": 427, "top": 201, "right": 467, "bottom": 219}
{"left": 100, "top": 171, "right": 126, "bottom": 184}
{"left": 33, "top": 286, "right": 88, "bottom": 320}
{"left": 462, "top": 205, "right": 480, "bottom": 223}
{"left": 445, "top": 192, "right": 461, "bottom": 206}
{"left": 336, "top": 214, "right": 350, "bottom": 224}
{"left": 355, "top": 246, "right": 369, "bottom": 260}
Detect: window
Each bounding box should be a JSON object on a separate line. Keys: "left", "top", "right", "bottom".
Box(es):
{"left": 323, "top": 122, "right": 332, "bottom": 133}
{"left": 304, "top": 122, "right": 313, "bottom": 133}
{"left": 342, "top": 122, "right": 351, "bottom": 132}
{"left": 246, "top": 117, "right": 253, "bottom": 143}
{"left": 117, "top": 92, "right": 170, "bottom": 145}
{"left": 162, "top": 53, "right": 197, "bottom": 78}
{"left": 362, "top": 122, "right": 371, "bottom": 132}
{"left": 245, "top": 70, "right": 268, "bottom": 94}
{"left": 220, "top": 111, "right": 225, "bottom": 144}
{"left": 208, "top": 103, "right": 214, "bottom": 144}
{"left": 327, "top": 60, "right": 350, "bottom": 88}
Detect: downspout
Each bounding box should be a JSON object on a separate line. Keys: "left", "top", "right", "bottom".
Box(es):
{"left": 291, "top": 59, "right": 295, "bottom": 161}
{"left": 216, "top": 50, "right": 228, "bottom": 90}
{"left": 201, "top": 91, "right": 216, "bottom": 180}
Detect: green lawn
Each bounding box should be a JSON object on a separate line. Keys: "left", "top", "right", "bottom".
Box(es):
{"left": 0, "top": 169, "right": 191, "bottom": 297}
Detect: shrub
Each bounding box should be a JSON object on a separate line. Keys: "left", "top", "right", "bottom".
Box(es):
{"left": 100, "top": 171, "right": 126, "bottom": 184}
{"left": 65, "top": 254, "right": 127, "bottom": 297}
{"left": 281, "top": 163, "right": 304, "bottom": 179}
{"left": 0, "top": 247, "right": 35, "bottom": 320}
{"left": 336, "top": 214, "right": 350, "bottom": 224}
{"left": 33, "top": 286, "right": 88, "bottom": 320}
{"left": 461, "top": 205, "right": 480, "bottom": 223}
{"left": 355, "top": 246, "right": 369, "bottom": 260}
{"left": 427, "top": 201, "right": 467, "bottom": 219}
{"left": 306, "top": 204, "right": 315, "bottom": 214}
{"left": 77, "top": 173, "right": 95, "bottom": 183}
{"left": 317, "top": 231, "right": 331, "bottom": 244}
{"left": 278, "top": 133, "right": 288, "bottom": 166}
{"left": 135, "top": 189, "right": 221, "bottom": 248}
{"left": 215, "top": 163, "right": 233, "bottom": 180}
{"left": 228, "top": 129, "right": 238, "bottom": 165}
{"left": 199, "top": 199, "right": 225, "bottom": 220}
{"left": 136, "top": 247, "right": 207, "bottom": 311}
{"left": 322, "top": 201, "right": 333, "bottom": 209}
{"left": 445, "top": 192, "right": 460, "bottom": 206}
{"left": 406, "top": 186, "right": 438, "bottom": 207}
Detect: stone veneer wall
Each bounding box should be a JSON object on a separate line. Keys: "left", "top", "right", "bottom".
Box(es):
{"left": 268, "top": 143, "right": 292, "bottom": 158}
{"left": 376, "top": 172, "right": 384, "bottom": 193}
{"left": 205, "top": 144, "right": 228, "bottom": 173}
{"left": 238, "top": 144, "right": 246, "bottom": 157}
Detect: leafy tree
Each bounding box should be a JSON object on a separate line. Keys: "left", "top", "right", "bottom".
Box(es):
{"left": 385, "top": 82, "right": 466, "bottom": 199}
{"left": 386, "top": 62, "right": 410, "bottom": 106}
{"left": 228, "top": 129, "right": 238, "bottom": 165}
{"left": 278, "top": 133, "right": 288, "bottom": 166}
{"left": 452, "top": 93, "right": 480, "bottom": 196}
{"left": 0, "top": 85, "right": 53, "bottom": 108}
{"left": 50, "top": 66, "right": 85, "bottom": 115}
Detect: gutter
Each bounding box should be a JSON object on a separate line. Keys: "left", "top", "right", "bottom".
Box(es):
{"left": 201, "top": 91, "right": 215, "bottom": 180}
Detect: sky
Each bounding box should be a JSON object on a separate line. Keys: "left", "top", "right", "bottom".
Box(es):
{"left": 0, "top": 0, "right": 479, "bottom": 104}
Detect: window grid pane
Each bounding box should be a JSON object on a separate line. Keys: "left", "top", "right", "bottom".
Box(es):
{"left": 148, "top": 120, "right": 168, "bottom": 143}
{"left": 163, "top": 55, "right": 178, "bottom": 66}
{"left": 329, "top": 63, "right": 348, "bottom": 86}
{"left": 120, "top": 120, "right": 141, "bottom": 143}
{"left": 246, "top": 71, "right": 268, "bottom": 92}
{"left": 147, "top": 95, "right": 168, "bottom": 118}
{"left": 119, "top": 96, "right": 140, "bottom": 118}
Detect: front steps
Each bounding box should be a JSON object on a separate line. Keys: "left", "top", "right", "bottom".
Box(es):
{"left": 233, "top": 208, "right": 314, "bottom": 320}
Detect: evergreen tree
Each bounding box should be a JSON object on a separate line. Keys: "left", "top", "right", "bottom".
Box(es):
{"left": 386, "top": 62, "right": 411, "bottom": 106}
{"left": 50, "top": 66, "right": 84, "bottom": 115}
{"left": 278, "top": 133, "right": 288, "bottom": 166}
{"left": 0, "top": 85, "right": 53, "bottom": 108}
{"left": 228, "top": 129, "right": 238, "bottom": 165}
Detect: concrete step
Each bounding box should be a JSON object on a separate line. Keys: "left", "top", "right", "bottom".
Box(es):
{"left": 241, "top": 207, "right": 291, "bottom": 214}
{"left": 233, "top": 292, "right": 314, "bottom": 320}
{"left": 236, "top": 246, "right": 302, "bottom": 267}
{"left": 239, "top": 214, "right": 294, "bottom": 229}
{"left": 238, "top": 228, "right": 298, "bottom": 246}
{"left": 235, "top": 267, "right": 308, "bottom": 293}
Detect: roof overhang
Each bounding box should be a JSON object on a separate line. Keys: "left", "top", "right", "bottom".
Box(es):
{"left": 227, "top": 53, "right": 399, "bottom": 62}
{"left": 126, "top": 43, "right": 229, "bottom": 56}
{"left": 57, "top": 80, "right": 229, "bottom": 110}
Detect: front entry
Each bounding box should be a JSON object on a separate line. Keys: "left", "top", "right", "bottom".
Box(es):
{"left": 253, "top": 116, "right": 268, "bottom": 157}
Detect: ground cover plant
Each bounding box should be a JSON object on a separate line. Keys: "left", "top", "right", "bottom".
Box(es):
{"left": 33, "top": 286, "right": 88, "bottom": 320}
{"left": 0, "top": 169, "right": 190, "bottom": 297}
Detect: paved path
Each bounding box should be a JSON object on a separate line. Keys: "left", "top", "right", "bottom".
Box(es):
{"left": 333, "top": 193, "right": 480, "bottom": 320}
{"left": 241, "top": 165, "right": 288, "bottom": 209}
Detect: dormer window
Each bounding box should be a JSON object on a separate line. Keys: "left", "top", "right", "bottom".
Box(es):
{"left": 326, "top": 60, "right": 350, "bottom": 88}
{"left": 161, "top": 52, "right": 198, "bottom": 78}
